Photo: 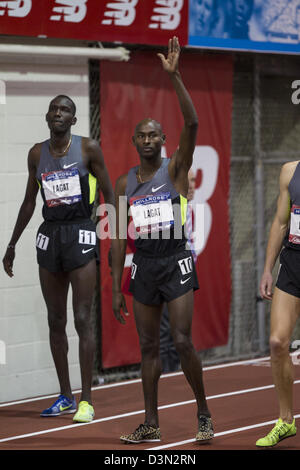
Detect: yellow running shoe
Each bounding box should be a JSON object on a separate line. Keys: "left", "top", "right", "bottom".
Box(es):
{"left": 256, "top": 418, "right": 297, "bottom": 447}
{"left": 73, "top": 401, "right": 94, "bottom": 423}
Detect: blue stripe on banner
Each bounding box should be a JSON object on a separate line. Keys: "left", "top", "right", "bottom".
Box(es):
{"left": 187, "top": 0, "right": 300, "bottom": 55}
{"left": 188, "top": 36, "right": 300, "bottom": 54}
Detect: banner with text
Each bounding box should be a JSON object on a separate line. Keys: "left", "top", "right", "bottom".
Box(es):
{"left": 1, "top": 1, "right": 300, "bottom": 54}
{"left": 0, "top": 0, "right": 188, "bottom": 45}
{"left": 100, "top": 50, "right": 233, "bottom": 369}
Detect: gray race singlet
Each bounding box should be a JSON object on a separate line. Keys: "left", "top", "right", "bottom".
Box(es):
{"left": 283, "top": 161, "right": 300, "bottom": 249}
{"left": 36, "top": 135, "right": 97, "bottom": 222}
{"left": 125, "top": 158, "right": 188, "bottom": 257}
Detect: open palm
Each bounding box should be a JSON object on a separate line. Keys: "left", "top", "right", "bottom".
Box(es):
{"left": 157, "top": 36, "right": 180, "bottom": 73}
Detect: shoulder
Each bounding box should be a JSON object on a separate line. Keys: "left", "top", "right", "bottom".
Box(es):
{"left": 28, "top": 143, "right": 42, "bottom": 169}
{"left": 81, "top": 137, "right": 104, "bottom": 170}
{"left": 280, "top": 161, "right": 299, "bottom": 188}
{"left": 82, "top": 136, "right": 102, "bottom": 154}
{"left": 115, "top": 173, "right": 128, "bottom": 194}
{"left": 29, "top": 142, "right": 42, "bottom": 156}
{"left": 282, "top": 160, "right": 299, "bottom": 172}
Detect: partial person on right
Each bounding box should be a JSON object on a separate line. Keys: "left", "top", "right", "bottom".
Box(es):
{"left": 256, "top": 161, "right": 299, "bottom": 447}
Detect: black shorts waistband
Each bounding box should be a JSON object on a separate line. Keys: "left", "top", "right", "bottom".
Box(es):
{"left": 135, "top": 247, "right": 187, "bottom": 259}
{"left": 42, "top": 218, "right": 93, "bottom": 226}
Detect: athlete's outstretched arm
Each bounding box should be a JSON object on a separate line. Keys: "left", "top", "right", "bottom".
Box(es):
{"left": 2, "top": 146, "right": 39, "bottom": 277}
{"left": 111, "top": 174, "right": 129, "bottom": 324}
{"left": 260, "top": 162, "right": 294, "bottom": 300}
{"left": 158, "top": 36, "right": 198, "bottom": 175}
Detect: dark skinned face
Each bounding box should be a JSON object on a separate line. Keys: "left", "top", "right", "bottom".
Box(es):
{"left": 132, "top": 120, "right": 165, "bottom": 160}
{"left": 46, "top": 97, "right": 76, "bottom": 134}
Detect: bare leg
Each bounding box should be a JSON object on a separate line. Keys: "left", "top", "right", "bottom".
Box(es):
{"left": 168, "top": 290, "right": 210, "bottom": 417}
{"left": 133, "top": 299, "right": 163, "bottom": 427}
{"left": 39, "top": 267, "right": 72, "bottom": 400}
{"left": 69, "top": 259, "right": 96, "bottom": 404}
{"left": 269, "top": 287, "right": 300, "bottom": 423}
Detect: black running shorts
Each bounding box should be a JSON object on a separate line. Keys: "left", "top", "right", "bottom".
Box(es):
{"left": 129, "top": 249, "right": 199, "bottom": 305}
{"left": 276, "top": 247, "right": 300, "bottom": 298}
{"left": 36, "top": 218, "right": 99, "bottom": 272}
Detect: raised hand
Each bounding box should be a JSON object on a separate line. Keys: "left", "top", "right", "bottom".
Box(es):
{"left": 157, "top": 36, "right": 180, "bottom": 74}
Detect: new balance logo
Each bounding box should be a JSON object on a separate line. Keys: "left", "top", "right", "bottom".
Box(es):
{"left": 50, "top": 0, "right": 88, "bottom": 23}
{"left": 102, "top": 0, "right": 138, "bottom": 26}
{"left": 0, "top": 0, "right": 32, "bottom": 17}
{"left": 101, "top": 0, "right": 183, "bottom": 30}
{"left": 149, "top": 0, "right": 183, "bottom": 30}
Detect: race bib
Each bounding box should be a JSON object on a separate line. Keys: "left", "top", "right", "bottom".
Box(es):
{"left": 289, "top": 204, "right": 300, "bottom": 244}
{"left": 130, "top": 192, "right": 174, "bottom": 234}
{"left": 36, "top": 233, "right": 49, "bottom": 251}
{"left": 42, "top": 168, "right": 82, "bottom": 207}
{"left": 78, "top": 230, "right": 96, "bottom": 245}
{"left": 178, "top": 256, "right": 193, "bottom": 275}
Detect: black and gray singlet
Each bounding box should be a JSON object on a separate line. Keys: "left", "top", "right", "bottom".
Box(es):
{"left": 125, "top": 158, "right": 188, "bottom": 257}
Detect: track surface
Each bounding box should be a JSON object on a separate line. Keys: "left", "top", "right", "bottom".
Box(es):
{"left": 0, "top": 357, "right": 299, "bottom": 456}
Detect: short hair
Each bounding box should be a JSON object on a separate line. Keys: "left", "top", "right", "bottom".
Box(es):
{"left": 134, "top": 118, "right": 163, "bottom": 136}
{"left": 49, "top": 95, "right": 76, "bottom": 116}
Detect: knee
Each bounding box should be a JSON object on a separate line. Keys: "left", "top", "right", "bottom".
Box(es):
{"left": 74, "top": 309, "right": 91, "bottom": 337}
{"left": 269, "top": 335, "right": 289, "bottom": 358}
{"left": 172, "top": 332, "right": 193, "bottom": 357}
{"left": 48, "top": 309, "right": 66, "bottom": 335}
{"left": 139, "top": 335, "right": 160, "bottom": 359}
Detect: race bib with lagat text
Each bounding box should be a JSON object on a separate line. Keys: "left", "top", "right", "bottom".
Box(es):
{"left": 42, "top": 168, "right": 82, "bottom": 207}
